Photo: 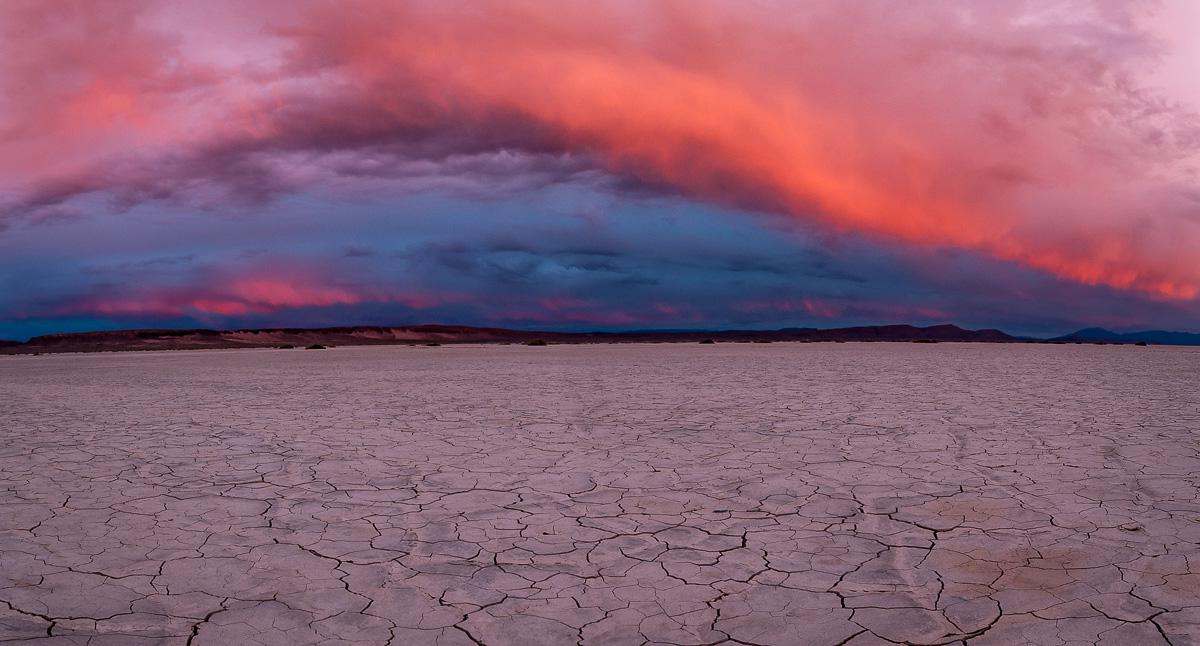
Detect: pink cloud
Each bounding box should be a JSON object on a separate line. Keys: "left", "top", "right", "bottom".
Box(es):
{"left": 2, "top": 1, "right": 1198, "bottom": 299}
{"left": 54, "top": 271, "right": 458, "bottom": 319}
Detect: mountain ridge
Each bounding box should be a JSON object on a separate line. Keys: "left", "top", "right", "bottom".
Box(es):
{"left": 1050, "top": 327, "right": 1200, "bottom": 346}
{"left": 2, "top": 323, "right": 1015, "bottom": 354}
{"left": 4, "top": 323, "right": 1198, "bottom": 354}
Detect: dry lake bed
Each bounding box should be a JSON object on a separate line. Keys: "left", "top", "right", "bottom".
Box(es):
{"left": 2, "top": 343, "right": 1199, "bottom": 645}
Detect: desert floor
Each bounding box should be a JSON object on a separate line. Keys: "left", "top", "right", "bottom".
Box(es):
{"left": 2, "top": 343, "right": 1199, "bottom": 645}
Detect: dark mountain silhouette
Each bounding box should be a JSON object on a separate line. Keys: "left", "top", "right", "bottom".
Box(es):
{"left": 7, "top": 322, "right": 1198, "bottom": 355}
{"left": 1, "top": 323, "right": 1017, "bottom": 354}
{"left": 1051, "top": 327, "right": 1200, "bottom": 346}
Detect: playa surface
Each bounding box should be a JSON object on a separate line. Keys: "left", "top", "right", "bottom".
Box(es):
{"left": 1, "top": 343, "right": 1198, "bottom": 645}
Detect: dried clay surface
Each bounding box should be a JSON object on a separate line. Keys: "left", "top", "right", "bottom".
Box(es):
{"left": 1, "top": 343, "right": 1199, "bottom": 645}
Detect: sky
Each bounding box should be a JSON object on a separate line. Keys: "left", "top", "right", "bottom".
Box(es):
{"left": 1, "top": 1, "right": 1198, "bottom": 341}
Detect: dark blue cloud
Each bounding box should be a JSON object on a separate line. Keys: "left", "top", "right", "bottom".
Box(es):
{"left": 1, "top": 184, "right": 1198, "bottom": 341}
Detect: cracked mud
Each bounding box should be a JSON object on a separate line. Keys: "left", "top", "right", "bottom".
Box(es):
{"left": 2, "top": 343, "right": 1199, "bottom": 645}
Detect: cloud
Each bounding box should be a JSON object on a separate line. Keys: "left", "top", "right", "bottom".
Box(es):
{"left": 48, "top": 267, "right": 457, "bottom": 319}
{"left": 1, "top": 0, "right": 1198, "bottom": 300}
{"left": 734, "top": 298, "right": 949, "bottom": 323}
{"left": 4, "top": 189, "right": 1200, "bottom": 341}
{"left": 342, "top": 245, "right": 374, "bottom": 258}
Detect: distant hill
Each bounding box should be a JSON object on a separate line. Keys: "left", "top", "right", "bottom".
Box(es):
{"left": 1050, "top": 327, "right": 1200, "bottom": 346}
{"left": 7, "top": 323, "right": 1198, "bottom": 355}
{"left": 0, "top": 323, "right": 1017, "bottom": 354}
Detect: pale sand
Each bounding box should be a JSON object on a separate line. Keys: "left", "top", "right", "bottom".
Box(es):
{"left": 1, "top": 343, "right": 1198, "bottom": 644}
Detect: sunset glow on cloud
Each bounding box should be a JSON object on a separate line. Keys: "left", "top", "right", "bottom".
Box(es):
{"left": 57, "top": 274, "right": 449, "bottom": 319}
{"left": 1, "top": 1, "right": 1198, "bottom": 339}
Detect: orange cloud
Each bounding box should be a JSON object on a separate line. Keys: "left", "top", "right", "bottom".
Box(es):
{"left": 56, "top": 273, "right": 455, "bottom": 319}
{"left": 2, "top": 1, "right": 1198, "bottom": 298}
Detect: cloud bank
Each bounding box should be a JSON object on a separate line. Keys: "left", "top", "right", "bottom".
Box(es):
{"left": 1, "top": 0, "right": 1198, "bottom": 313}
